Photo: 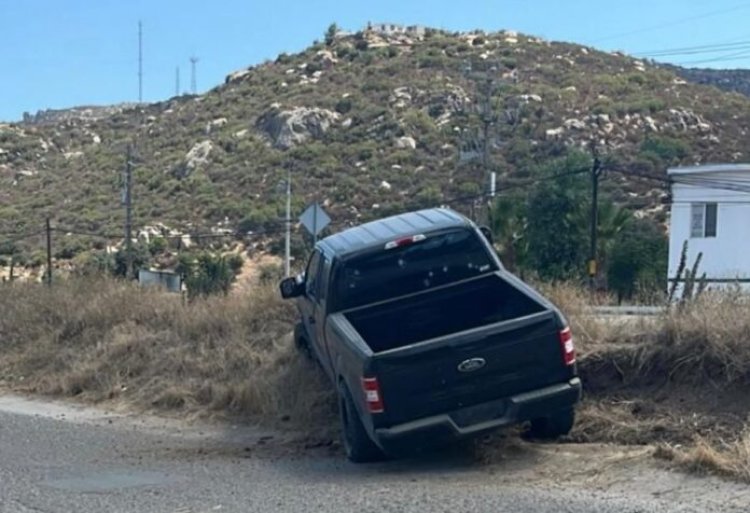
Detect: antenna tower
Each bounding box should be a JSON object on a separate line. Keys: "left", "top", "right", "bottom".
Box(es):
{"left": 190, "top": 56, "right": 199, "bottom": 94}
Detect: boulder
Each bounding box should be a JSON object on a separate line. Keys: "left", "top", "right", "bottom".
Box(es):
{"left": 545, "top": 127, "right": 565, "bottom": 139}
{"left": 563, "top": 119, "right": 586, "bottom": 130}
{"left": 205, "top": 117, "right": 228, "bottom": 134}
{"left": 396, "top": 136, "right": 417, "bottom": 150}
{"left": 225, "top": 68, "right": 251, "bottom": 84}
{"left": 389, "top": 87, "right": 413, "bottom": 109}
{"left": 315, "top": 50, "right": 338, "bottom": 69}
{"left": 175, "top": 140, "right": 214, "bottom": 178}
{"left": 644, "top": 116, "right": 659, "bottom": 132}
{"left": 380, "top": 180, "right": 392, "bottom": 190}
{"left": 256, "top": 106, "right": 340, "bottom": 149}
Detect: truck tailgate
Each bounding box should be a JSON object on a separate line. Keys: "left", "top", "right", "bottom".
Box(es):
{"left": 372, "top": 311, "right": 569, "bottom": 426}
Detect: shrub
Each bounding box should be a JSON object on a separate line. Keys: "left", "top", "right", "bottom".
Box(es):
{"left": 607, "top": 218, "right": 668, "bottom": 303}
{"left": 641, "top": 135, "right": 690, "bottom": 164}
{"left": 182, "top": 252, "right": 242, "bottom": 299}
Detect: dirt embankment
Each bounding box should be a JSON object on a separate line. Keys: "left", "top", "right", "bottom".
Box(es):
{"left": 0, "top": 280, "right": 748, "bottom": 481}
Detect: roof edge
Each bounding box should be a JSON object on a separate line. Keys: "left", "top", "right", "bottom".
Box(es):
{"left": 668, "top": 163, "right": 750, "bottom": 176}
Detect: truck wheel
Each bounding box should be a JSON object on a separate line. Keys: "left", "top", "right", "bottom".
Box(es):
{"left": 338, "top": 383, "right": 385, "bottom": 463}
{"left": 294, "top": 323, "right": 313, "bottom": 361}
{"left": 528, "top": 408, "right": 575, "bottom": 440}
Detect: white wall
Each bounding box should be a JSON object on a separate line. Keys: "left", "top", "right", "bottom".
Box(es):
{"left": 669, "top": 173, "right": 750, "bottom": 292}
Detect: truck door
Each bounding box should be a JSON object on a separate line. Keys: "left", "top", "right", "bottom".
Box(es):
{"left": 315, "top": 253, "right": 333, "bottom": 370}
{"left": 301, "top": 250, "right": 323, "bottom": 363}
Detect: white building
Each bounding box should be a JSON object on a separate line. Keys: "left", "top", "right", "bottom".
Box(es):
{"left": 668, "top": 164, "right": 750, "bottom": 290}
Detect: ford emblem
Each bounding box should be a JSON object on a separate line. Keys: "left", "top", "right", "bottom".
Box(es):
{"left": 457, "top": 357, "right": 486, "bottom": 373}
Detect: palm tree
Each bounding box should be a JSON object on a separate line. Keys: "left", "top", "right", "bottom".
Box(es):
{"left": 572, "top": 199, "right": 631, "bottom": 282}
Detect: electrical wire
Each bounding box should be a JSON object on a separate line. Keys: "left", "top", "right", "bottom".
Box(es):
{"left": 636, "top": 39, "right": 750, "bottom": 58}
{"left": 676, "top": 48, "right": 750, "bottom": 66}
{"left": 0, "top": 230, "right": 44, "bottom": 246}
{"left": 592, "top": 2, "right": 750, "bottom": 44}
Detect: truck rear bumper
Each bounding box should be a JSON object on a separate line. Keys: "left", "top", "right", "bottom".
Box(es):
{"left": 373, "top": 378, "right": 582, "bottom": 452}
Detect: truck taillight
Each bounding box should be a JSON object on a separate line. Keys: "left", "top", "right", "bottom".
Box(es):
{"left": 361, "top": 377, "right": 385, "bottom": 414}
{"left": 559, "top": 327, "right": 576, "bottom": 366}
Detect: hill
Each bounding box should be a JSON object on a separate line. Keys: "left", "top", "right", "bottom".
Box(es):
{"left": 3, "top": 26, "right": 750, "bottom": 265}
{"left": 666, "top": 64, "right": 750, "bottom": 98}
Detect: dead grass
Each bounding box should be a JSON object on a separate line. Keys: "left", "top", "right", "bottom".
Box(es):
{"left": 3, "top": 279, "right": 750, "bottom": 481}
{"left": 654, "top": 432, "right": 750, "bottom": 483}
{"left": 0, "top": 278, "right": 335, "bottom": 431}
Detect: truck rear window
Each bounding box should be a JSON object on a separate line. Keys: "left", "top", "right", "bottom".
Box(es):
{"left": 334, "top": 229, "right": 498, "bottom": 311}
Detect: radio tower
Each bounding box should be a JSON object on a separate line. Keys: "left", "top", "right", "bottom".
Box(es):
{"left": 190, "top": 56, "right": 199, "bottom": 94}
{"left": 138, "top": 21, "right": 143, "bottom": 102}
{"left": 175, "top": 66, "right": 180, "bottom": 97}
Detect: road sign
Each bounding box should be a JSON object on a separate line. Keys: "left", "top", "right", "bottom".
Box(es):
{"left": 299, "top": 203, "right": 330, "bottom": 238}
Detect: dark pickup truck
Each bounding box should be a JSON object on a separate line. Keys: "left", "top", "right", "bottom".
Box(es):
{"left": 280, "top": 208, "right": 581, "bottom": 462}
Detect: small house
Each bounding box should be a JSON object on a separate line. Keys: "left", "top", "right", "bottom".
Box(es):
{"left": 668, "top": 164, "right": 750, "bottom": 291}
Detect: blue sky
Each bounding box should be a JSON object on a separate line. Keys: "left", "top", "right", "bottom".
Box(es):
{"left": 3, "top": 0, "right": 750, "bottom": 121}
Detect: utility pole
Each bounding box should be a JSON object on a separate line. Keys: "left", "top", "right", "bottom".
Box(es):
{"left": 463, "top": 60, "right": 500, "bottom": 224}
{"left": 190, "top": 56, "right": 199, "bottom": 94}
{"left": 45, "top": 218, "right": 52, "bottom": 286}
{"left": 589, "top": 146, "right": 602, "bottom": 292}
{"left": 124, "top": 145, "right": 134, "bottom": 279}
{"left": 175, "top": 66, "right": 180, "bottom": 97}
{"left": 284, "top": 169, "right": 292, "bottom": 277}
{"left": 138, "top": 21, "right": 143, "bottom": 103}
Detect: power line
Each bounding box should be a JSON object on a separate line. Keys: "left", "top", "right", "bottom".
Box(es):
{"left": 0, "top": 230, "right": 44, "bottom": 246}
{"left": 592, "top": 2, "right": 750, "bottom": 44}
{"left": 676, "top": 48, "right": 750, "bottom": 66}
{"left": 636, "top": 39, "right": 750, "bottom": 58}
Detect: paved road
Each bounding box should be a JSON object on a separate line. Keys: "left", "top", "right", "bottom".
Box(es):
{"left": 1, "top": 395, "right": 748, "bottom": 513}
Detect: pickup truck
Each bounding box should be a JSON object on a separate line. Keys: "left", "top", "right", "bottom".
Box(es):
{"left": 279, "top": 208, "right": 581, "bottom": 462}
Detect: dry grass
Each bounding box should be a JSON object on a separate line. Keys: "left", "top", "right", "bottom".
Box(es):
{"left": 544, "top": 285, "right": 750, "bottom": 482}
{"left": 0, "top": 278, "right": 335, "bottom": 430}
{"left": 3, "top": 279, "right": 750, "bottom": 481}
{"left": 655, "top": 432, "right": 750, "bottom": 483}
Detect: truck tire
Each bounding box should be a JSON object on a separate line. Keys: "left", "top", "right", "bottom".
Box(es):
{"left": 338, "top": 382, "right": 385, "bottom": 463}
{"left": 294, "top": 322, "right": 314, "bottom": 361}
{"left": 528, "top": 408, "right": 575, "bottom": 440}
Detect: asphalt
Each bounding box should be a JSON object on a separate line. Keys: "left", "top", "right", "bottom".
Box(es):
{"left": 1, "top": 395, "right": 748, "bottom": 513}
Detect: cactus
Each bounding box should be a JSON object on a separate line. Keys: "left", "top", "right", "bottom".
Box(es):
{"left": 671, "top": 240, "right": 705, "bottom": 306}
{"left": 668, "top": 240, "right": 688, "bottom": 303}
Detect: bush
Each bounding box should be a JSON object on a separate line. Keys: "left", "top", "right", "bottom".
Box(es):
{"left": 607, "top": 218, "right": 668, "bottom": 303}
{"left": 641, "top": 135, "right": 690, "bottom": 164}
{"left": 335, "top": 98, "right": 353, "bottom": 114}
{"left": 259, "top": 263, "right": 284, "bottom": 284}
{"left": 324, "top": 23, "right": 338, "bottom": 46}
{"left": 181, "top": 252, "right": 243, "bottom": 299}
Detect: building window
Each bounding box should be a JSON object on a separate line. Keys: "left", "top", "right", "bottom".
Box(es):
{"left": 690, "top": 202, "right": 718, "bottom": 238}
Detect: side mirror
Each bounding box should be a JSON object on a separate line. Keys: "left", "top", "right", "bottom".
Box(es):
{"left": 279, "top": 276, "right": 304, "bottom": 299}
{"left": 479, "top": 226, "right": 494, "bottom": 245}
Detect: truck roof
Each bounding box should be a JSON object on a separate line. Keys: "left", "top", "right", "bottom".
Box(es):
{"left": 319, "top": 208, "right": 470, "bottom": 259}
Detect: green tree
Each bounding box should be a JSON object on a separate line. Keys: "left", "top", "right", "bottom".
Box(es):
{"left": 607, "top": 218, "right": 668, "bottom": 303}
{"left": 325, "top": 23, "right": 339, "bottom": 46}
{"left": 524, "top": 153, "right": 590, "bottom": 280}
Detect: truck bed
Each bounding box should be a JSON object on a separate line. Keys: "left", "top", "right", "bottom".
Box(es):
{"left": 344, "top": 273, "right": 546, "bottom": 354}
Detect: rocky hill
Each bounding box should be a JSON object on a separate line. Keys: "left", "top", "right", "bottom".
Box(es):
{"left": 3, "top": 26, "right": 750, "bottom": 260}
{"left": 665, "top": 65, "right": 750, "bottom": 98}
